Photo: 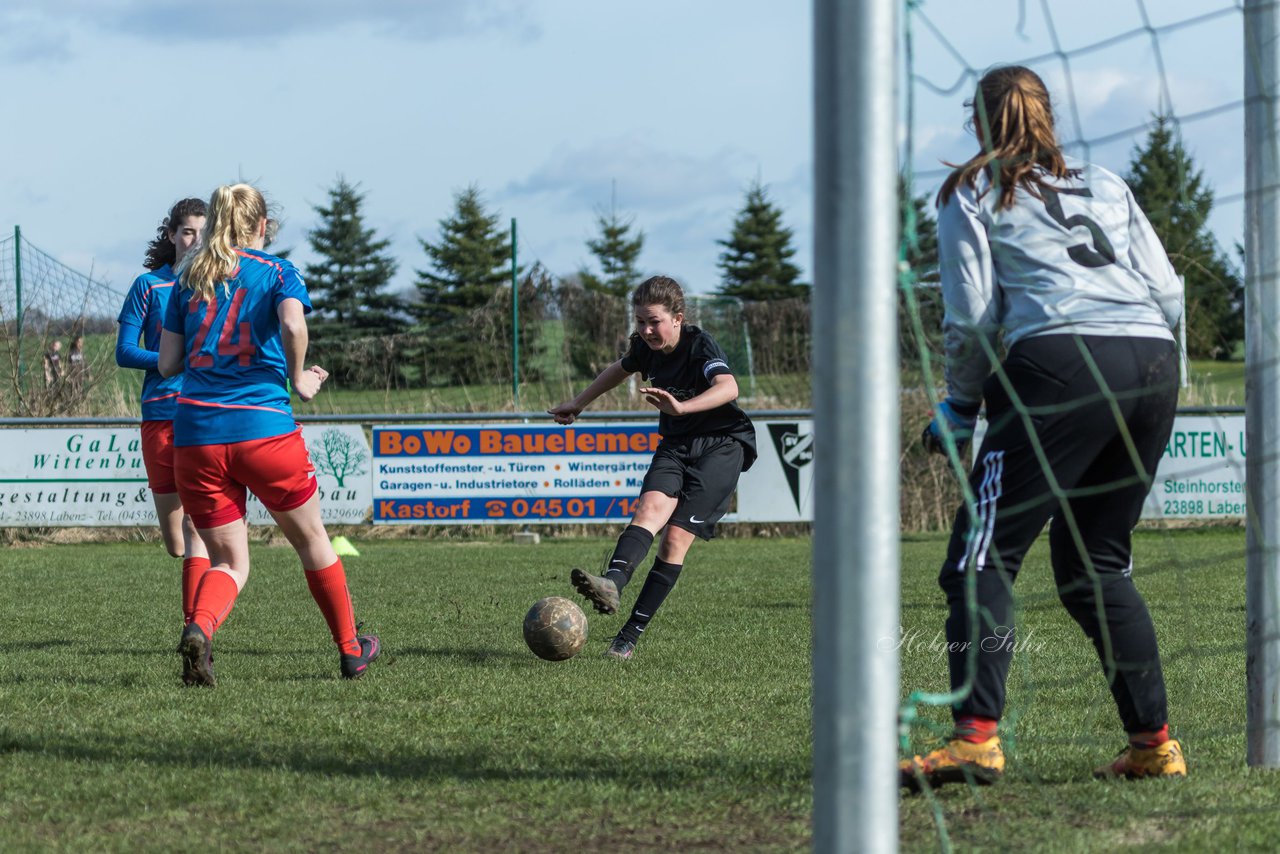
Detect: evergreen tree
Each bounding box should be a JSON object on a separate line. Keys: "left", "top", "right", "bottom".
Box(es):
{"left": 901, "top": 175, "right": 938, "bottom": 284}
{"left": 305, "top": 177, "right": 403, "bottom": 340}
{"left": 716, "top": 179, "right": 806, "bottom": 300}
{"left": 580, "top": 204, "right": 644, "bottom": 298}
{"left": 414, "top": 185, "right": 515, "bottom": 324}
{"left": 899, "top": 175, "right": 942, "bottom": 371}
{"left": 1126, "top": 116, "right": 1243, "bottom": 359}
{"left": 413, "top": 185, "right": 521, "bottom": 383}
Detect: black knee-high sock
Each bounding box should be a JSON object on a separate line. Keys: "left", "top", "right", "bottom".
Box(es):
{"left": 620, "top": 559, "right": 682, "bottom": 643}
{"left": 603, "top": 525, "right": 654, "bottom": 594}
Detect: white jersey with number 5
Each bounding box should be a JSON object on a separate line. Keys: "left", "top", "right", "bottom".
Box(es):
{"left": 937, "top": 156, "right": 1183, "bottom": 404}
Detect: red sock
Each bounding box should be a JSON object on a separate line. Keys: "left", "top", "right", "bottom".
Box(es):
{"left": 182, "top": 556, "right": 211, "bottom": 625}
{"left": 191, "top": 569, "right": 240, "bottom": 639}
{"left": 1129, "top": 724, "right": 1170, "bottom": 749}
{"left": 954, "top": 715, "right": 999, "bottom": 743}
{"left": 305, "top": 559, "right": 360, "bottom": 657}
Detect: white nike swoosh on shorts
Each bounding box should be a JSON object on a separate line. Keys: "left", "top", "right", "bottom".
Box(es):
{"left": 689, "top": 515, "right": 704, "bottom": 524}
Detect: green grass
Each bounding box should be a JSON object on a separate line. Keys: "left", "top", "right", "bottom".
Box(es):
{"left": 0, "top": 537, "right": 812, "bottom": 852}
{"left": 1186, "top": 359, "right": 1245, "bottom": 407}
{"left": 7, "top": 333, "right": 1248, "bottom": 418}
{"left": 2, "top": 527, "right": 1270, "bottom": 851}
{"left": 899, "top": 526, "right": 1268, "bottom": 852}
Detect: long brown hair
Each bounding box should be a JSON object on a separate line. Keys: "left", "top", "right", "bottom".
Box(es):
{"left": 179, "top": 184, "right": 267, "bottom": 303}
{"left": 144, "top": 197, "right": 206, "bottom": 271}
{"left": 937, "top": 65, "right": 1076, "bottom": 210}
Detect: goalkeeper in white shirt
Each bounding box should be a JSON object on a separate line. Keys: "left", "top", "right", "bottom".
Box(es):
{"left": 901, "top": 64, "right": 1187, "bottom": 791}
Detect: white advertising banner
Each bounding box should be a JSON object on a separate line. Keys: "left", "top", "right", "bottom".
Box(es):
{"left": 1143, "top": 414, "right": 1245, "bottom": 519}
{"left": 371, "top": 423, "right": 662, "bottom": 524}
{"left": 0, "top": 425, "right": 372, "bottom": 527}
{"left": 972, "top": 413, "right": 1245, "bottom": 520}
{"left": 0, "top": 414, "right": 1244, "bottom": 527}
{"left": 735, "top": 418, "right": 815, "bottom": 522}
{"left": 734, "top": 413, "right": 1245, "bottom": 524}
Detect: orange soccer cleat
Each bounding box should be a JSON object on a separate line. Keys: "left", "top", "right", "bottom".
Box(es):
{"left": 899, "top": 736, "right": 1005, "bottom": 792}
{"left": 1093, "top": 739, "right": 1186, "bottom": 780}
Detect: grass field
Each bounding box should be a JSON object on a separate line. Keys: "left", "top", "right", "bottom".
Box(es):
{"left": 1, "top": 526, "right": 1270, "bottom": 852}
{"left": 0, "top": 537, "right": 812, "bottom": 852}
{"left": 5, "top": 328, "right": 1249, "bottom": 418}
{"left": 899, "top": 525, "right": 1269, "bottom": 852}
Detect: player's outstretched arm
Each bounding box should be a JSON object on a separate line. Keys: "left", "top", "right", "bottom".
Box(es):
{"left": 548, "top": 360, "right": 631, "bottom": 424}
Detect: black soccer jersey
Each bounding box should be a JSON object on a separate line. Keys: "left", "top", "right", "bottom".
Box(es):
{"left": 619, "top": 325, "right": 757, "bottom": 470}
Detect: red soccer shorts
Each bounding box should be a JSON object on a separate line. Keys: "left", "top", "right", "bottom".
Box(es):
{"left": 175, "top": 427, "right": 318, "bottom": 529}
{"left": 141, "top": 420, "right": 178, "bottom": 494}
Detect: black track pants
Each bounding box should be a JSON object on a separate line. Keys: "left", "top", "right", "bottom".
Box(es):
{"left": 939, "top": 334, "right": 1177, "bottom": 733}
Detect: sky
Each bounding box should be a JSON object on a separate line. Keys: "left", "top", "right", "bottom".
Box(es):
{"left": 906, "top": 1, "right": 1245, "bottom": 258}
{"left": 0, "top": 1, "right": 1247, "bottom": 302}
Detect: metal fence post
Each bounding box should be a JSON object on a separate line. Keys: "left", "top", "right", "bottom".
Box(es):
{"left": 813, "top": 0, "right": 900, "bottom": 849}
{"left": 1244, "top": 0, "right": 1280, "bottom": 768}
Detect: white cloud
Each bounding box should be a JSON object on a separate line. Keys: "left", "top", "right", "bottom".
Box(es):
{"left": 505, "top": 136, "right": 755, "bottom": 213}
{"left": 0, "top": 0, "right": 538, "bottom": 60}
{"left": 0, "top": 12, "right": 72, "bottom": 63}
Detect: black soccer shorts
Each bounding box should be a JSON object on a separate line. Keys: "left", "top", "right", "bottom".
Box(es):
{"left": 641, "top": 434, "right": 745, "bottom": 539}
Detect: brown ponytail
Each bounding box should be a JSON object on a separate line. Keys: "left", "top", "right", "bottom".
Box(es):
{"left": 937, "top": 65, "right": 1076, "bottom": 211}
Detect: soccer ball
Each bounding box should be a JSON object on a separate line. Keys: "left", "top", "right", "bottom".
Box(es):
{"left": 522, "top": 596, "right": 588, "bottom": 661}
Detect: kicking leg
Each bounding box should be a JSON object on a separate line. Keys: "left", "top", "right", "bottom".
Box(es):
{"left": 572, "top": 490, "right": 675, "bottom": 614}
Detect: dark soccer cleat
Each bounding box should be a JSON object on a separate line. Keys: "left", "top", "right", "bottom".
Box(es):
{"left": 570, "top": 567, "right": 620, "bottom": 615}
{"left": 178, "top": 622, "right": 216, "bottom": 688}
{"left": 603, "top": 634, "right": 636, "bottom": 660}
{"left": 340, "top": 633, "right": 381, "bottom": 680}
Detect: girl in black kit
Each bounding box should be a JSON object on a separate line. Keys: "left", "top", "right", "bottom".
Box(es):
{"left": 549, "top": 275, "right": 756, "bottom": 659}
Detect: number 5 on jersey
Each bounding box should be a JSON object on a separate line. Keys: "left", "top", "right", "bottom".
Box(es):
{"left": 187, "top": 290, "right": 258, "bottom": 367}
{"left": 1039, "top": 185, "right": 1117, "bottom": 268}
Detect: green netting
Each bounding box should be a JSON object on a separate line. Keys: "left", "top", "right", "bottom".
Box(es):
{"left": 0, "top": 229, "right": 130, "bottom": 416}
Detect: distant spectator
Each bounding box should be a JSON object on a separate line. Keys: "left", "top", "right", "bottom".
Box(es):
{"left": 42, "top": 340, "right": 62, "bottom": 388}
{"left": 68, "top": 335, "right": 87, "bottom": 393}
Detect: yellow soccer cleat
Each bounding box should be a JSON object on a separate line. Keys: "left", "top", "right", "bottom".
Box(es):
{"left": 1093, "top": 738, "right": 1187, "bottom": 780}
{"left": 899, "top": 736, "right": 1005, "bottom": 792}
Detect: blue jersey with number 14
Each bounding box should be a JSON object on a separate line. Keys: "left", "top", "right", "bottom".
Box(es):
{"left": 162, "top": 248, "right": 313, "bottom": 447}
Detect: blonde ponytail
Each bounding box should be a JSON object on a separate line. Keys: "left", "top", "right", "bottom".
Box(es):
{"left": 179, "top": 184, "right": 268, "bottom": 303}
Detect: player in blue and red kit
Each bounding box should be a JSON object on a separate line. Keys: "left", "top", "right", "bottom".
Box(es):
{"left": 116, "top": 198, "right": 211, "bottom": 645}
{"left": 159, "top": 183, "right": 379, "bottom": 686}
